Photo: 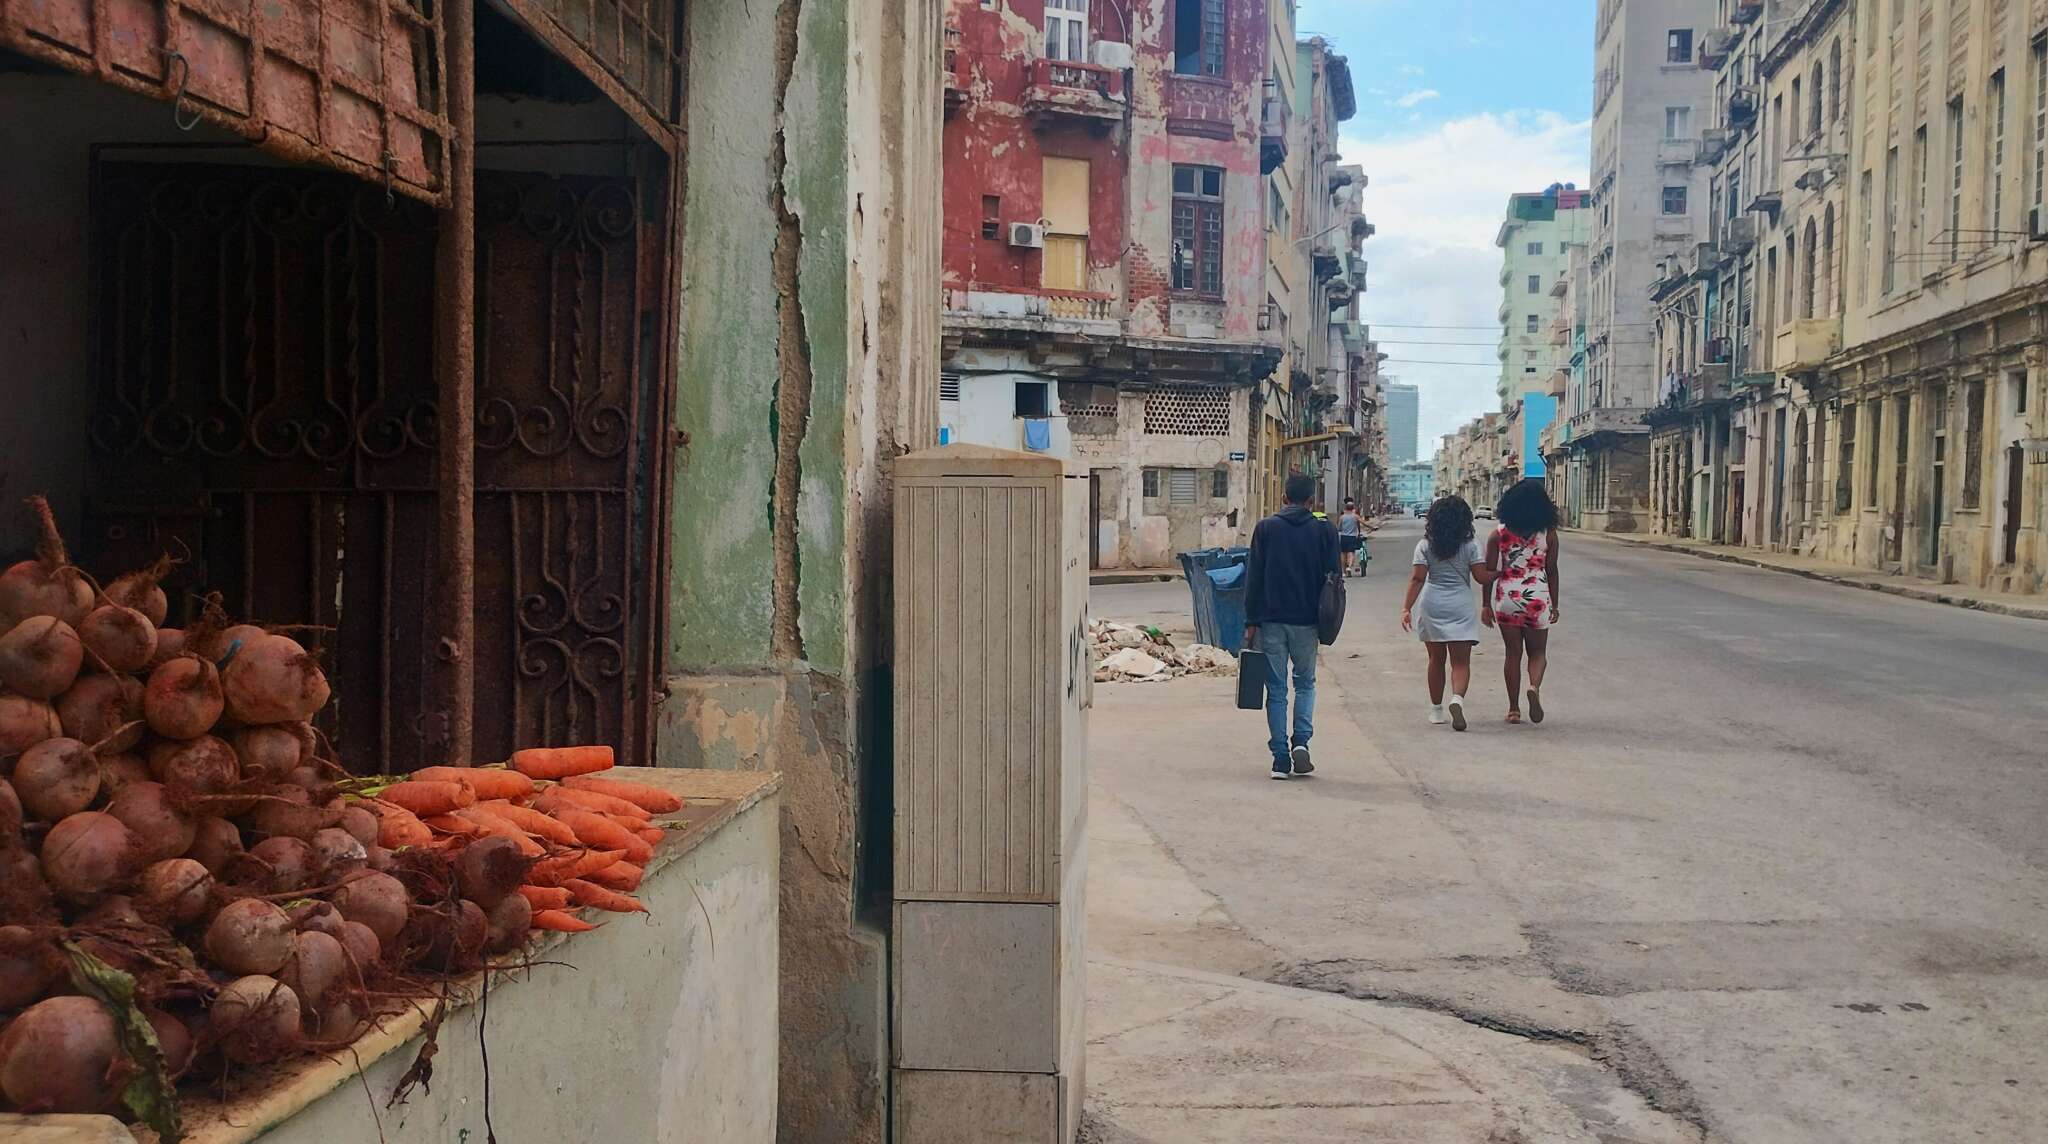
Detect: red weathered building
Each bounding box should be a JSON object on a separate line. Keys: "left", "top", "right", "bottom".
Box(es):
{"left": 941, "top": 0, "right": 1284, "bottom": 569}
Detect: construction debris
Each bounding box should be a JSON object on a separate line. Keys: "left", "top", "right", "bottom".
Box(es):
{"left": 1090, "top": 620, "right": 1232, "bottom": 682}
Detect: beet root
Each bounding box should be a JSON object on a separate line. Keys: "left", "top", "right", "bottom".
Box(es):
{"left": 247, "top": 836, "right": 316, "bottom": 893}
{"left": 0, "top": 498, "right": 95, "bottom": 631}
{"left": 454, "top": 836, "right": 528, "bottom": 910}
{"left": 39, "top": 810, "right": 140, "bottom": 903}
{"left": 205, "top": 898, "right": 295, "bottom": 975}
{"left": 211, "top": 974, "right": 302, "bottom": 1064}
{"left": 0, "top": 694, "right": 62, "bottom": 758}
{"left": 0, "top": 616, "right": 85, "bottom": 699}
{"left": 136, "top": 857, "right": 213, "bottom": 926}
{"left": 185, "top": 815, "right": 245, "bottom": 874}
{"left": 0, "top": 994, "right": 123, "bottom": 1113}
{"left": 279, "top": 930, "right": 347, "bottom": 1011}
{"left": 485, "top": 891, "right": 533, "bottom": 954}
{"left": 105, "top": 554, "right": 175, "bottom": 628}
{"left": 55, "top": 672, "right": 145, "bottom": 749}
{"left": 148, "top": 734, "right": 239, "bottom": 799}
{"left": 143, "top": 654, "right": 224, "bottom": 741}
{"left": 106, "top": 781, "right": 198, "bottom": 864}
{"left": 78, "top": 604, "right": 158, "bottom": 675}
{"left": 0, "top": 924, "right": 64, "bottom": 1009}
{"left": 12, "top": 737, "right": 101, "bottom": 822}
{"left": 330, "top": 872, "right": 410, "bottom": 949}
{"left": 222, "top": 634, "right": 330, "bottom": 725}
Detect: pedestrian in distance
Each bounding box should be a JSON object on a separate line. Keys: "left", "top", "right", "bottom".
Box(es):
{"left": 1244, "top": 473, "right": 1341, "bottom": 780}
{"left": 1484, "top": 479, "right": 1561, "bottom": 725}
{"left": 1401, "top": 495, "right": 1495, "bottom": 731}
{"left": 1338, "top": 498, "right": 1365, "bottom": 577}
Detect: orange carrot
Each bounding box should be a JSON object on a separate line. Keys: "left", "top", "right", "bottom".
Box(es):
{"left": 454, "top": 807, "right": 546, "bottom": 856}
{"left": 534, "top": 787, "right": 649, "bottom": 821}
{"left": 564, "top": 878, "right": 647, "bottom": 914}
{"left": 369, "top": 804, "right": 433, "bottom": 849}
{"left": 636, "top": 827, "right": 665, "bottom": 847}
{"left": 412, "top": 766, "right": 534, "bottom": 801}
{"left": 509, "top": 745, "right": 614, "bottom": 780}
{"left": 424, "top": 813, "right": 484, "bottom": 835}
{"left": 582, "top": 861, "right": 643, "bottom": 892}
{"left": 531, "top": 909, "right": 601, "bottom": 933}
{"left": 480, "top": 801, "right": 579, "bottom": 847}
{"left": 377, "top": 780, "right": 475, "bottom": 817}
{"left": 552, "top": 809, "right": 654, "bottom": 866}
{"left": 563, "top": 775, "right": 682, "bottom": 814}
{"left": 527, "top": 848, "right": 626, "bottom": 887}
{"left": 517, "top": 885, "right": 572, "bottom": 911}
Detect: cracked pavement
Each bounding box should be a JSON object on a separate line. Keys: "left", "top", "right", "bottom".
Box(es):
{"left": 1082, "top": 520, "right": 2048, "bottom": 1142}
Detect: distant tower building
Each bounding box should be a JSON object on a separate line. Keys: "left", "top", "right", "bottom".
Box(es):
{"left": 1384, "top": 382, "right": 1419, "bottom": 466}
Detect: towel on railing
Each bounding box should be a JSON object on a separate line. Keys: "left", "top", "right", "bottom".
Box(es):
{"left": 1023, "top": 418, "right": 1052, "bottom": 452}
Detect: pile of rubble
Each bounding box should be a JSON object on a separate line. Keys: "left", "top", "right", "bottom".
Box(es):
{"left": 1091, "top": 619, "right": 1232, "bottom": 683}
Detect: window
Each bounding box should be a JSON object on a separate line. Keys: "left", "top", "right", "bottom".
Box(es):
{"left": 1791, "top": 78, "right": 1803, "bottom": 140}
{"left": 1041, "top": 156, "right": 1091, "bottom": 290}
{"left": 1171, "top": 165, "right": 1225, "bottom": 295}
{"left": 1527, "top": 274, "right": 1542, "bottom": 294}
{"left": 1912, "top": 126, "right": 1927, "bottom": 256}
{"left": 1839, "top": 404, "right": 1857, "bottom": 512}
{"left": 1173, "top": 0, "right": 1225, "bottom": 77}
{"left": 1525, "top": 366, "right": 1537, "bottom": 374}
{"left": 1211, "top": 468, "right": 1229, "bottom": 498}
{"left": 1866, "top": 401, "right": 1883, "bottom": 506}
{"left": 1883, "top": 146, "right": 1898, "bottom": 293}
{"left": 1667, "top": 29, "right": 1693, "bottom": 64}
{"left": 1962, "top": 380, "right": 1985, "bottom": 508}
{"left": 1142, "top": 468, "right": 1161, "bottom": 498}
{"left": 1268, "top": 180, "right": 1287, "bottom": 231}
{"left": 1526, "top": 314, "right": 1540, "bottom": 333}
{"left": 1823, "top": 204, "right": 1837, "bottom": 313}
{"left": 1949, "top": 96, "right": 1965, "bottom": 261}
{"left": 1810, "top": 62, "right": 1824, "bottom": 137}
{"left": 1665, "top": 106, "right": 1691, "bottom": 138}
{"left": 980, "top": 195, "right": 1001, "bottom": 241}
{"left": 1527, "top": 241, "right": 1544, "bottom": 255}
{"left": 1727, "top": 167, "right": 1742, "bottom": 220}
{"left": 1662, "top": 185, "right": 1688, "bottom": 215}
{"left": 939, "top": 372, "right": 962, "bottom": 403}
{"left": 1990, "top": 71, "right": 2008, "bottom": 235}
{"left": 1014, "top": 380, "right": 1050, "bottom": 418}
{"left": 2034, "top": 39, "right": 2047, "bottom": 218}
{"left": 1168, "top": 469, "right": 1199, "bottom": 506}
{"left": 1045, "top": 0, "right": 1088, "bottom": 62}
{"left": 1829, "top": 39, "right": 1842, "bottom": 123}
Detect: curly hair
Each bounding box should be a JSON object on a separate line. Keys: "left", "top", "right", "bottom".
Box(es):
{"left": 1496, "top": 478, "right": 1560, "bottom": 537}
{"left": 1424, "top": 495, "right": 1474, "bottom": 561}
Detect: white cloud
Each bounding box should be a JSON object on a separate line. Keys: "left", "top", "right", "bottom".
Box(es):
{"left": 1393, "top": 88, "right": 1440, "bottom": 109}
{"left": 1341, "top": 111, "right": 1591, "bottom": 452}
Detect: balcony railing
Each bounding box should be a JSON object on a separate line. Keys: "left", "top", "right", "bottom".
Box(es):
{"left": 1044, "top": 291, "right": 1118, "bottom": 321}
{"left": 1023, "top": 57, "right": 1125, "bottom": 125}
{"left": 1732, "top": 0, "right": 1763, "bottom": 24}
{"left": 1260, "top": 79, "right": 1290, "bottom": 174}
{"left": 1727, "top": 84, "right": 1759, "bottom": 125}
{"left": 1657, "top": 137, "right": 1699, "bottom": 167}
{"left": 945, "top": 288, "right": 1121, "bottom": 326}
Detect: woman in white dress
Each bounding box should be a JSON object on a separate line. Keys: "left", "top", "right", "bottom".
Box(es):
{"left": 1400, "top": 496, "right": 1495, "bottom": 731}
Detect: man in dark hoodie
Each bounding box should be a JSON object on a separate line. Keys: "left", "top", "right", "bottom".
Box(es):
{"left": 1244, "top": 473, "right": 1340, "bottom": 779}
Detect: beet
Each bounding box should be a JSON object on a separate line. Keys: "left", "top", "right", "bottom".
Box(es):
{"left": 485, "top": 891, "right": 533, "bottom": 953}
{"left": 105, "top": 554, "right": 175, "bottom": 628}
{"left": 310, "top": 827, "right": 368, "bottom": 881}
{"left": 211, "top": 974, "right": 301, "bottom": 1064}
{"left": 338, "top": 805, "right": 378, "bottom": 849}
{"left": 0, "top": 778, "right": 20, "bottom": 843}
{"left": 98, "top": 752, "right": 151, "bottom": 797}
{"left": 0, "top": 616, "right": 85, "bottom": 700}
{"left": 414, "top": 898, "right": 489, "bottom": 969}
{"left": 186, "top": 815, "right": 244, "bottom": 874}
{"left": 39, "top": 810, "right": 140, "bottom": 902}
{"left": 12, "top": 737, "right": 101, "bottom": 822}
{"left": 136, "top": 857, "right": 213, "bottom": 925}
{"left": 245, "top": 787, "right": 341, "bottom": 840}
{"left": 0, "top": 694, "right": 61, "bottom": 758}
{"left": 454, "top": 836, "right": 527, "bottom": 909}
{"left": 221, "top": 633, "right": 331, "bottom": 726}
{"left": 193, "top": 620, "right": 266, "bottom": 664}
{"left": 0, "top": 994, "right": 122, "bottom": 1112}
{"left": 143, "top": 654, "right": 224, "bottom": 741}
{"left": 146, "top": 626, "right": 187, "bottom": 669}
{"left": 205, "top": 898, "right": 295, "bottom": 975}
{"left": 279, "top": 930, "right": 346, "bottom": 1010}
{"left": 331, "top": 872, "right": 410, "bottom": 948}
{"left": 78, "top": 893, "right": 146, "bottom": 929}
{"left": 289, "top": 900, "right": 345, "bottom": 936}
{"left": 231, "top": 724, "right": 308, "bottom": 781}
{"left": 0, "top": 924, "right": 63, "bottom": 1008}
{"left": 149, "top": 735, "right": 240, "bottom": 800}
{"left": 0, "top": 497, "right": 95, "bottom": 631}
{"left": 248, "top": 836, "right": 316, "bottom": 892}
{"left": 78, "top": 604, "right": 157, "bottom": 675}
{"left": 106, "top": 781, "right": 198, "bottom": 863}
{"left": 0, "top": 847, "right": 54, "bottom": 923}
{"left": 55, "top": 673, "right": 145, "bottom": 748}
{"left": 143, "top": 1004, "right": 195, "bottom": 1077}
{"left": 336, "top": 919, "right": 381, "bottom": 975}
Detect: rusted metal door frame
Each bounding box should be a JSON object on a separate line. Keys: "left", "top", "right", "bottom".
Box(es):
{"left": 489, "top": 0, "right": 686, "bottom": 154}
{"left": 433, "top": 0, "right": 477, "bottom": 760}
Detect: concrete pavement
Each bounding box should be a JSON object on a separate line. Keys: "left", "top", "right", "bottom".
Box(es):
{"left": 1082, "top": 519, "right": 2048, "bottom": 1142}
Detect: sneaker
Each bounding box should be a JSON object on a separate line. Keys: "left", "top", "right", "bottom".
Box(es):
{"left": 1290, "top": 744, "right": 1315, "bottom": 776}
{"left": 1448, "top": 695, "right": 1468, "bottom": 732}
{"left": 1270, "top": 757, "right": 1292, "bottom": 780}
{"left": 1428, "top": 705, "right": 1448, "bottom": 725}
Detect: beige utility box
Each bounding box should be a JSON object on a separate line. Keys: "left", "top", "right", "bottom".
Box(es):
{"left": 891, "top": 445, "right": 1089, "bottom": 1143}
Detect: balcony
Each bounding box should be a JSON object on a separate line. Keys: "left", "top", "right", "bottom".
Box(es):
{"left": 1260, "top": 80, "right": 1290, "bottom": 174}
{"left": 1727, "top": 84, "right": 1759, "bottom": 126}
{"left": 1697, "top": 126, "right": 1732, "bottom": 162}
{"left": 1722, "top": 215, "right": 1757, "bottom": 252}
{"left": 1313, "top": 242, "right": 1343, "bottom": 282}
{"left": 1549, "top": 316, "right": 1571, "bottom": 346}
{"left": 943, "top": 27, "right": 966, "bottom": 116}
{"left": 943, "top": 287, "right": 1121, "bottom": 331}
{"left": 1732, "top": 0, "right": 1763, "bottom": 24}
{"left": 1023, "top": 57, "right": 1125, "bottom": 127}
{"left": 1657, "top": 137, "right": 1699, "bottom": 167}
{"left": 1700, "top": 28, "right": 1736, "bottom": 69}
{"left": 1773, "top": 316, "right": 1841, "bottom": 373}
{"left": 1550, "top": 274, "right": 1569, "bottom": 298}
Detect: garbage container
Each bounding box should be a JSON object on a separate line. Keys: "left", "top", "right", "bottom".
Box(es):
{"left": 1177, "top": 546, "right": 1250, "bottom": 652}
{"left": 1205, "top": 562, "right": 1248, "bottom": 653}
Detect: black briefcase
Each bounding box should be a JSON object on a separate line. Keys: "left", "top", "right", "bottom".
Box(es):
{"left": 1236, "top": 648, "right": 1268, "bottom": 710}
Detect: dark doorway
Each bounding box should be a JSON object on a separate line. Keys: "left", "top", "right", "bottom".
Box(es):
{"left": 1088, "top": 471, "right": 1103, "bottom": 570}
{"left": 1889, "top": 394, "right": 1910, "bottom": 564}
{"left": 1927, "top": 388, "right": 1947, "bottom": 569}
{"left": 2006, "top": 442, "right": 2026, "bottom": 566}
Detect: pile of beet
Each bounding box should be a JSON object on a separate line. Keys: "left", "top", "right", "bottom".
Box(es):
{"left": 0, "top": 498, "right": 666, "bottom": 1138}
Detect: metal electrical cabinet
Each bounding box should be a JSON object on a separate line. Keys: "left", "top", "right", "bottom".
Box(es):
{"left": 891, "top": 445, "right": 1090, "bottom": 1143}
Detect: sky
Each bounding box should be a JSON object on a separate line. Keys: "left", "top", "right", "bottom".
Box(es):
{"left": 1297, "top": 0, "right": 1594, "bottom": 456}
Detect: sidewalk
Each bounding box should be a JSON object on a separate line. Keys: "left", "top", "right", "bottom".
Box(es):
{"left": 1573, "top": 529, "right": 2048, "bottom": 621}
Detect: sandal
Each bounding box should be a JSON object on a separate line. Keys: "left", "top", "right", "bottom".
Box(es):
{"left": 1527, "top": 689, "right": 1544, "bottom": 724}
{"left": 1505, "top": 710, "right": 1521, "bottom": 725}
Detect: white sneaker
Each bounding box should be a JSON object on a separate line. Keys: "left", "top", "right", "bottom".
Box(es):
{"left": 1448, "top": 696, "right": 1468, "bottom": 732}
{"left": 1428, "top": 705, "right": 1448, "bottom": 725}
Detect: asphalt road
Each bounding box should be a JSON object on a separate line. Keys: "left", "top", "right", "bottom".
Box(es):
{"left": 1088, "top": 519, "right": 2048, "bottom": 1143}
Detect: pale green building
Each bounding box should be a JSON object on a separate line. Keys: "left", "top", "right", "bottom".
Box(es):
{"left": 1495, "top": 186, "right": 1592, "bottom": 408}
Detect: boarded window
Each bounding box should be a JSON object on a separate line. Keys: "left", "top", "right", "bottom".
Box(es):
{"left": 940, "top": 373, "right": 962, "bottom": 403}
{"left": 1142, "top": 386, "right": 1231, "bottom": 436}
{"left": 1168, "top": 469, "right": 1199, "bottom": 505}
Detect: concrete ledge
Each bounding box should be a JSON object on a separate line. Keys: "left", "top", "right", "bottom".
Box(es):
{"left": 1573, "top": 530, "right": 2048, "bottom": 622}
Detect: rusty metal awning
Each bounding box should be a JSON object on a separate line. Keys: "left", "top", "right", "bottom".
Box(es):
{"left": 1, "top": 0, "right": 452, "bottom": 204}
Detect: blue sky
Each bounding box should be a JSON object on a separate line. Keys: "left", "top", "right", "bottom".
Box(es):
{"left": 1296, "top": 0, "right": 1594, "bottom": 452}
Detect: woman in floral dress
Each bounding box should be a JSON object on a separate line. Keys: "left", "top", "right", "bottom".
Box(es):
{"left": 1483, "top": 479, "right": 1561, "bottom": 725}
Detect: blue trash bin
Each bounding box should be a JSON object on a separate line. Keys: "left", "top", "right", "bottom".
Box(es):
{"left": 1206, "top": 562, "right": 1248, "bottom": 653}
{"left": 1177, "top": 547, "right": 1250, "bottom": 651}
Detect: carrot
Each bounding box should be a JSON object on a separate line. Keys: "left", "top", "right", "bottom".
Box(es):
{"left": 582, "top": 861, "right": 643, "bottom": 892}
{"left": 534, "top": 787, "right": 649, "bottom": 821}
{"left": 424, "top": 814, "right": 484, "bottom": 835}
{"left": 369, "top": 804, "right": 433, "bottom": 849}
{"left": 563, "top": 775, "right": 682, "bottom": 814}
{"left": 412, "top": 766, "right": 534, "bottom": 801}
{"left": 479, "top": 801, "right": 579, "bottom": 847}
{"left": 509, "top": 745, "right": 613, "bottom": 780}
{"left": 517, "top": 885, "right": 572, "bottom": 911}
{"left": 636, "top": 827, "right": 665, "bottom": 847}
{"left": 564, "top": 878, "right": 647, "bottom": 914}
{"left": 377, "top": 780, "right": 475, "bottom": 817}
{"left": 527, "top": 847, "right": 626, "bottom": 887}
{"left": 531, "top": 909, "right": 601, "bottom": 933}
{"left": 552, "top": 809, "right": 654, "bottom": 866}
{"left": 454, "top": 807, "right": 546, "bottom": 857}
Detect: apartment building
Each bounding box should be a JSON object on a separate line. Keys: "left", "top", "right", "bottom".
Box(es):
{"left": 940, "top": 0, "right": 1284, "bottom": 569}
{"left": 1386, "top": 381, "right": 1421, "bottom": 465}
{"left": 1565, "top": 0, "right": 1717, "bottom": 530}
{"left": 1497, "top": 186, "right": 1592, "bottom": 499}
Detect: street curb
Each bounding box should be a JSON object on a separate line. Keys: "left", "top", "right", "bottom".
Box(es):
{"left": 1569, "top": 529, "right": 2048, "bottom": 622}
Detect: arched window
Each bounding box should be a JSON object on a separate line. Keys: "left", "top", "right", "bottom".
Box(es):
{"left": 1811, "top": 61, "right": 1825, "bottom": 136}
{"left": 1828, "top": 39, "right": 1843, "bottom": 123}
{"left": 1802, "top": 218, "right": 1819, "bottom": 318}
{"left": 1822, "top": 205, "right": 1837, "bottom": 315}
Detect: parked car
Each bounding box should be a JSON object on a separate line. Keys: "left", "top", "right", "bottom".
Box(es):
{"left": 1412, "top": 503, "right": 1429, "bottom": 517}
{"left": 1475, "top": 505, "right": 1496, "bottom": 520}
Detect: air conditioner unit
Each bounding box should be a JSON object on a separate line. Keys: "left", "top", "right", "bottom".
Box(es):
{"left": 1008, "top": 222, "right": 1046, "bottom": 248}
{"left": 1090, "top": 40, "right": 1133, "bottom": 70}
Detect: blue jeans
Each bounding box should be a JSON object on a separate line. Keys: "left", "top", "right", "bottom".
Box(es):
{"left": 1260, "top": 623, "right": 1318, "bottom": 762}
